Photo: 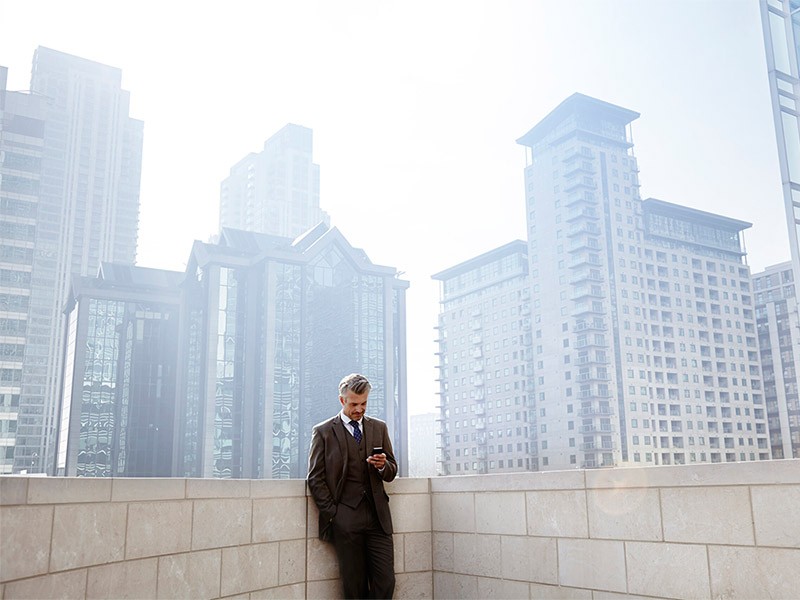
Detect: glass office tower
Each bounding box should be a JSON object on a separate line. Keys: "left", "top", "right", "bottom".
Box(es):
{"left": 177, "top": 224, "right": 409, "bottom": 479}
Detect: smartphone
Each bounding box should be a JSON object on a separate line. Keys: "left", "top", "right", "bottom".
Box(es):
{"left": 371, "top": 447, "right": 384, "bottom": 456}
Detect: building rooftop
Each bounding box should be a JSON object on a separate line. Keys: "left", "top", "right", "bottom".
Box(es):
{"left": 431, "top": 240, "right": 527, "bottom": 281}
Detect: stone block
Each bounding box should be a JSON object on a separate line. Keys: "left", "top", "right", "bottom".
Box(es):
{"left": 253, "top": 496, "right": 306, "bottom": 542}
{"left": 86, "top": 557, "right": 157, "bottom": 599}
{"left": 186, "top": 477, "right": 250, "bottom": 498}
{"left": 307, "top": 537, "right": 340, "bottom": 581}
{"left": 251, "top": 582, "right": 306, "bottom": 599}
{"left": 279, "top": 539, "right": 306, "bottom": 586}
{"left": 452, "top": 533, "right": 501, "bottom": 578}
{"left": 626, "top": 541, "right": 709, "bottom": 599}
{"left": 526, "top": 490, "right": 588, "bottom": 538}
{"left": 307, "top": 496, "right": 321, "bottom": 539}
{"left": 50, "top": 502, "right": 127, "bottom": 571}
{"left": 385, "top": 477, "right": 430, "bottom": 495}
{"left": 661, "top": 486, "right": 753, "bottom": 545}
{"left": 529, "top": 583, "right": 592, "bottom": 599}
{"left": 477, "top": 577, "right": 529, "bottom": 599}
{"left": 157, "top": 549, "right": 221, "bottom": 599}
{"left": 432, "top": 532, "right": 453, "bottom": 571}
{"left": 394, "top": 533, "right": 404, "bottom": 573}
{"left": 306, "top": 578, "right": 343, "bottom": 599}
{"left": 403, "top": 531, "right": 432, "bottom": 572}
{"left": 0, "top": 477, "right": 28, "bottom": 505}
{"left": 587, "top": 488, "right": 662, "bottom": 541}
{"left": 0, "top": 505, "right": 52, "bottom": 581}
{"left": 431, "top": 492, "right": 474, "bottom": 532}
{"left": 475, "top": 491, "right": 526, "bottom": 535}
{"left": 751, "top": 484, "right": 800, "bottom": 547}
{"left": 431, "top": 470, "right": 585, "bottom": 493}
{"left": 587, "top": 460, "right": 800, "bottom": 489}
{"left": 191, "top": 498, "right": 251, "bottom": 550}
{"left": 111, "top": 477, "right": 186, "bottom": 501}
{"left": 709, "top": 545, "right": 800, "bottom": 599}
{"left": 395, "top": 571, "right": 433, "bottom": 599}
{"left": 126, "top": 500, "right": 192, "bottom": 559}
{"left": 558, "top": 538, "right": 626, "bottom": 593}
{"left": 592, "top": 593, "right": 653, "bottom": 600}
{"left": 433, "top": 571, "right": 477, "bottom": 599}
{"left": 27, "top": 477, "right": 111, "bottom": 504}
{"left": 501, "top": 535, "right": 558, "bottom": 584}
{"left": 391, "top": 492, "right": 432, "bottom": 533}
{"left": 250, "top": 478, "right": 306, "bottom": 498}
{"left": 220, "top": 542, "right": 279, "bottom": 596}
{"left": 3, "top": 569, "right": 87, "bottom": 599}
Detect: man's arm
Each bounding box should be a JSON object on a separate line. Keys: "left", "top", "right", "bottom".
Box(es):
{"left": 307, "top": 425, "right": 336, "bottom": 518}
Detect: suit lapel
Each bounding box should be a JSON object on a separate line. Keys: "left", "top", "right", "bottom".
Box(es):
{"left": 363, "top": 416, "right": 373, "bottom": 454}
{"left": 332, "top": 416, "right": 348, "bottom": 499}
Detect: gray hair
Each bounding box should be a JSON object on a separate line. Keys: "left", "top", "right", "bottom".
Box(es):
{"left": 339, "top": 373, "right": 372, "bottom": 397}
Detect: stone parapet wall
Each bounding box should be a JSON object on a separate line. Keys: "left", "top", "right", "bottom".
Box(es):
{"left": 1, "top": 460, "right": 798, "bottom": 599}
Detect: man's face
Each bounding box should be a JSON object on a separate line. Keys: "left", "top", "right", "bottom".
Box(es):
{"left": 340, "top": 389, "right": 369, "bottom": 421}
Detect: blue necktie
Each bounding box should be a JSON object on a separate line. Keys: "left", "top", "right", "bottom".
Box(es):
{"left": 350, "top": 420, "right": 362, "bottom": 444}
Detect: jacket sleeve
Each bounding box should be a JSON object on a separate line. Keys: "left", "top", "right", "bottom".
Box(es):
{"left": 307, "top": 425, "right": 336, "bottom": 518}
{"left": 378, "top": 422, "right": 398, "bottom": 483}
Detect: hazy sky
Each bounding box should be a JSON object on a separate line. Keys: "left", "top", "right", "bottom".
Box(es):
{"left": 1, "top": 0, "right": 786, "bottom": 416}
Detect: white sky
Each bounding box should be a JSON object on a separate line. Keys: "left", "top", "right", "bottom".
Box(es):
{"left": 1, "top": 0, "right": 787, "bottom": 416}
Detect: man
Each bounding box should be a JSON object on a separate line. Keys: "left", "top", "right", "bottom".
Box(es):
{"left": 307, "top": 373, "right": 397, "bottom": 599}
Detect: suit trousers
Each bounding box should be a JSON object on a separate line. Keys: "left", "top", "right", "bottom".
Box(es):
{"left": 332, "top": 498, "right": 395, "bottom": 599}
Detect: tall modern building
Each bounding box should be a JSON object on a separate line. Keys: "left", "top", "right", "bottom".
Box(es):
{"left": 176, "top": 224, "right": 409, "bottom": 479}
{"left": 753, "top": 262, "right": 799, "bottom": 459}
{"left": 516, "top": 94, "right": 769, "bottom": 469}
{"left": 0, "top": 66, "right": 46, "bottom": 474}
{"left": 55, "top": 264, "right": 182, "bottom": 477}
{"left": 407, "top": 411, "right": 437, "bottom": 477}
{"left": 760, "top": 0, "right": 800, "bottom": 289}
{"left": 219, "top": 124, "right": 329, "bottom": 239}
{"left": 2, "top": 48, "right": 143, "bottom": 474}
{"left": 432, "top": 241, "right": 534, "bottom": 475}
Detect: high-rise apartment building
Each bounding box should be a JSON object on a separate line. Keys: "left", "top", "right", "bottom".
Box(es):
{"left": 0, "top": 66, "right": 46, "bottom": 474}
{"left": 56, "top": 264, "right": 182, "bottom": 477}
{"left": 753, "top": 262, "right": 799, "bottom": 458}
{"left": 407, "top": 411, "right": 437, "bottom": 477}
{"left": 433, "top": 241, "right": 534, "bottom": 475}
{"left": 760, "top": 0, "right": 800, "bottom": 289}
{"left": 6, "top": 48, "right": 143, "bottom": 474}
{"left": 517, "top": 94, "right": 770, "bottom": 469}
{"left": 177, "top": 224, "right": 409, "bottom": 479}
{"left": 219, "top": 124, "right": 329, "bottom": 239}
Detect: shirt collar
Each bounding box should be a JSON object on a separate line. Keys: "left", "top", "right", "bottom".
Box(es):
{"left": 339, "top": 410, "right": 363, "bottom": 427}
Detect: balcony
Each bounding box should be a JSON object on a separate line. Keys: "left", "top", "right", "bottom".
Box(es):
{"left": 1, "top": 461, "right": 798, "bottom": 599}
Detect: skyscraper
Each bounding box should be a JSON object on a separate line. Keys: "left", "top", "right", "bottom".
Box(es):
{"left": 219, "top": 124, "right": 329, "bottom": 239}
{"left": 177, "top": 224, "right": 409, "bottom": 479}
{"left": 4, "top": 48, "right": 143, "bottom": 474}
{"left": 760, "top": 0, "right": 800, "bottom": 289}
{"left": 56, "top": 264, "right": 183, "bottom": 477}
{"left": 753, "top": 262, "right": 799, "bottom": 459}
{"left": 432, "top": 241, "right": 534, "bottom": 475}
{"left": 0, "top": 66, "right": 46, "bottom": 474}
{"left": 516, "top": 94, "right": 769, "bottom": 469}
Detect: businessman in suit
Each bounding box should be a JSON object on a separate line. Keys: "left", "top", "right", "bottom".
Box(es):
{"left": 307, "top": 373, "right": 397, "bottom": 599}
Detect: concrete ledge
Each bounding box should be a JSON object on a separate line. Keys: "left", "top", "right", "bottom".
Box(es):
{"left": 1, "top": 460, "right": 798, "bottom": 599}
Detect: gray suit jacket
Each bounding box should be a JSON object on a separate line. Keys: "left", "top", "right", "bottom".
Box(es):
{"left": 307, "top": 414, "right": 397, "bottom": 541}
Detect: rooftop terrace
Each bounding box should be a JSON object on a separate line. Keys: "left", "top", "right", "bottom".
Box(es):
{"left": 1, "top": 460, "right": 798, "bottom": 599}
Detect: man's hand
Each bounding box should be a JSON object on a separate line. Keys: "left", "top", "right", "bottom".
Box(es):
{"left": 367, "top": 452, "right": 386, "bottom": 470}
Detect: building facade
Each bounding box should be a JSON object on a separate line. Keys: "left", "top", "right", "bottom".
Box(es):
{"left": 516, "top": 94, "right": 769, "bottom": 470}
{"left": 753, "top": 262, "right": 800, "bottom": 459}
{"left": 176, "top": 224, "right": 409, "bottom": 479}
{"left": 3, "top": 48, "right": 143, "bottom": 474}
{"left": 407, "top": 411, "right": 437, "bottom": 477}
{"left": 433, "top": 241, "right": 534, "bottom": 475}
{"left": 55, "top": 265, "right": 182, "bottom": 477}
{"left": 219, "top": 124, "right": 329, "bottom": 239}
{"left": 0, "top": 66, "right": 46, "bottom": 474}
{"left": 760, "top": 0, "right": 800, "bottom": 289}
